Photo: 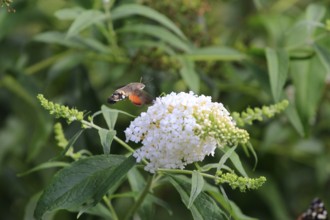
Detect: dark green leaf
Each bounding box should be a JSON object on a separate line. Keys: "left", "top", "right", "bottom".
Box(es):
{"left": 34, "top": 155, "right": 136, "bottom": 219}
{"left": 188, "top": 171, "right": 204, "bottom": 208}
{"left": 167, "top": 174, "right": 226, "bottom": 220}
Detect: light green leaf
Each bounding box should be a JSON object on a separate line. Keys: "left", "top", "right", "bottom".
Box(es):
{"left": 101, "top": 105, "right": 118, "bottom": 130}
{"left": 98, "top": 129, "right": 116, "bottom": 154}
{"left": 178, "top": 57, "right": 200, "bottom": 92}
{"left": 54, "top": 7, "right": 85, "bottom": 20}
{"left": 167, "top": 174, "right": 226, "bottom": 220}
{"left": 34, "top": 31, "right": 110, "bottom": 53}
{"left": 185, "top": 47, "right": 245, "bottom": 61}
{"left": 218, "top": 146, "right": 237, "bottom": 171}
{"left": 306, "top": 4, "right": 326, "bottom": 36}
{"left": 188, "top": 171, "right": 204, "bottom": 208}
{"left": 34, "top": 155, "right": 136, "bottom": 220}
{"left": 67, "top": 10, "right": 107, "bottom": 38}
{"left": 221, "top": 146, "right": 248, "bottom": 177}
{"left": 313, "top": 43, "right": 330, "bottom": 73}
{"left": 291, "top": 56, "right": 327, "bottom": 128}
{"left": 119, "top": 24, "right": 191, "bottom": 52}
{"left": 111, "top": 4, "right": 187, "bottom": 40}
{"left": 266, "top": 48, "right": 289, "bottom": 102}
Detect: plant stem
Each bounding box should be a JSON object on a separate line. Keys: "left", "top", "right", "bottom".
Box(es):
{"left": 123, "top": 175, "right": 153, "bottom": 220}
{"left": 157, "top": 168, "right": 216, "bottom": 181}
{"left": 103, "top": 195, "right": 119, "bottom": 220}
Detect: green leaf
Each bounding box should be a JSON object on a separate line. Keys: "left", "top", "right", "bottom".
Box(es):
{"left": 257, "top": 178, "right": 291, "bottom": 220}
{"left": 101, "top": 105, "right": 118, "bottom": 130}
{"left": 54, "top": 7, "right": 85, "bottom": 20}
{"left": 17, "top": 161, "right": 70, "bottom": 177}
{"left": 56, "top": 129, "right": 84, "bottom": 160}
{"left": 313, "top": 43, "right": 330, "bottom": 73}
{"left": 188, "top": 171, "right": 204, "bottom": 208}
{"left": 185, "top": 47, "right": 245, "bottom": 61}
{"left": 126, "top": 40, "right": 176, "bottom": 55}
{"left": 67, "top": 10, "right": 107, "bottom": 38}
{"left": 178, "top": 57, "right": 200, "bottom": 92}
{"left": 111, "top": 4, "right": 187, "bottom": 41}
{"left": 98, "top": 128, "right": 116, "bottom": 154}
{"left": 218, "top": 146, "right": 237, "bottom": 171}
{"left": 167, "top": 174, "right": 226, "bottom": 220}
{"left": 34, "top": 31, "right": 84, "bottom": 49}
{"left": 285, "top": 104, "right": 304, "bottom": 137}
{"left": 219, "top": 146, "right": 248, "bottom": 177}
{"left": 266, "top": 48, "right": 289, "bottom": 102}
{"left": 291, "top": 56, "right": 327, "bottom": 129}
{"left": 245, "top": 142, "right": 258, "bottom": 170}
{"left": 306, "top": 4, "right": 326, "bottom": 36}
{"left": 118, "top": 24, "right": 191, "bottom": 52}
{"left": 207, "top": 186, "right": 257, "bottom": 220}
{"left": 127, "top": 168, "right": 155, "bottom": 219}
{"left": 34, "top": 155, "right": 136, "bottom": 219}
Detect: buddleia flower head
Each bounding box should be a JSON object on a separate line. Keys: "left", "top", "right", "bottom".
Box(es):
{"left": 125, "top": 92, "right": 249, "bottom": 173}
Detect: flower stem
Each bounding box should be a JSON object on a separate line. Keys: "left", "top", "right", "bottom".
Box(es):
{"left": 157, "top": 168, "right": 217, "bottom": 181}
{"left": 123, "top": 175, "right": 153, "bottom": 220}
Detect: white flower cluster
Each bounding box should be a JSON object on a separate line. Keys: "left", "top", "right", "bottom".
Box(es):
{"left": 125, "top": 92, "right": 248, "bottom": 173}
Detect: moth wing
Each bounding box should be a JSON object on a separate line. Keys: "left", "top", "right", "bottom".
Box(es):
{"left": 128, "top": 90, "right": 153, "bottom": 106}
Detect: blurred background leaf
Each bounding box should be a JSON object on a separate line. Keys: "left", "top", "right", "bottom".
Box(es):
{"left": 1, "top": 0, "right": 330, "bottom": 219}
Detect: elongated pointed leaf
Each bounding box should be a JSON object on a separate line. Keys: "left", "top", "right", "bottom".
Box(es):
{"left": 98, "top": 128, "right": 116, "bottom": 154}
{"left": 306, "top": 4, "right": 326, "bottom": 36}
{"left": 67, "top": 10, "right": 107, "bottom": 38}
{"left": 55, "top": 7, "right": 85, "bottom": 20}
{"left": 101, "top": 105, "right": 118, "bottom": 130}
{"left": 119, "top": 24, "right": 191, "bottom": 52}
{"left": 218, "top": 146, "right": 237, "bottom": 171}
{"left": 17, "top": 161, "right": 69, "bottom": 177}
{"left": 185, "top": 47, "right": 245, "bottom": 61}
{"left": 266, "top": 48, "right": 289, "bottom": 102}
{"left": 34, "top": 155, "right": 136, "bottom": 219}
{"left": 291, "top": 56, "right": 327, "bottom": 128}
{"left": 188, "top": 171, "right": 204, "bottom": 208}
{"left": 167, "top": 174, "right": 226, "bottom": 220}
{"left": 179, "top": 57, "right": 200, "bottom": 92}
{"left": 285, "top": 104, "right": 304, "bottom": 137}
{"left": 314, "top": 43, "right": 330, "bottom": 73}
{"left": 222, "top": 146, "right": 248, "bottom": 177}
{"left": 111, "top": 4, "right": 187, "bottom": 40}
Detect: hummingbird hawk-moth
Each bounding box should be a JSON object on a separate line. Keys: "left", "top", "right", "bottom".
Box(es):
{"left": 107, "top": 82, "right": 153, "bottom": 106}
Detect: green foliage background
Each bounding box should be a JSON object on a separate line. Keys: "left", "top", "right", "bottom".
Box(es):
{"left": 0, "top": 0, "right": 330, "bottom": 219}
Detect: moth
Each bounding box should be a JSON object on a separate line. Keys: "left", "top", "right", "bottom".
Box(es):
{"left": 107, "top": 82, "right": 153, "bottom": 106}
{"left": 297, "top": 198, "right": 328, "bottom": 220}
